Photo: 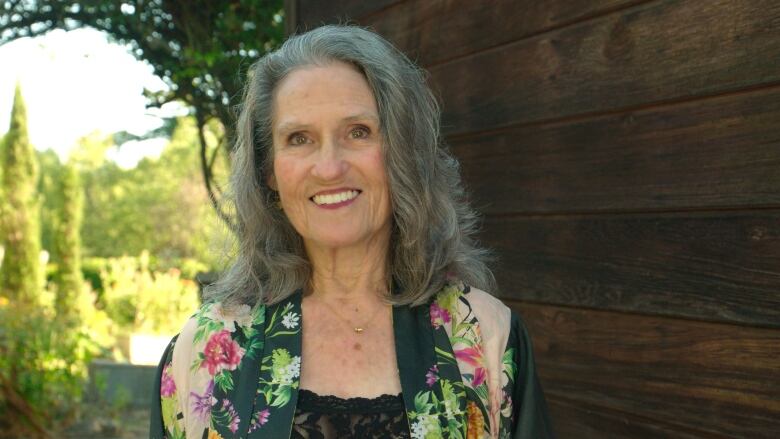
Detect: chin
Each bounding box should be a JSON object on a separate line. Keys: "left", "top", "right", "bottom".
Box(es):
{"left": 312, "top": 236, "right": 366, "bottom": 249}
{"left": 307, "top": 228, "right": 380, "bottom": 249}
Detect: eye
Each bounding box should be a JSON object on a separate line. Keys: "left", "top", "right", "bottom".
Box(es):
{"left": 349, "top": 126, "right": 370, "bottom": 139}
{"left": 288, "top": 133, "right": 309, "bottom": 146}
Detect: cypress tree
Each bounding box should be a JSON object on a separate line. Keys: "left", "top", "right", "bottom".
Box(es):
{"left": 0, "top": 84, "right": 42, "bottom": 303}
{"left": 54, "top": 162, "right": 84, "bottom": 319}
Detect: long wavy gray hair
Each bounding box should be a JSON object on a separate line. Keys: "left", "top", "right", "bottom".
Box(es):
{"left": 205, "top": 24, "right": 495, "bottom": 307}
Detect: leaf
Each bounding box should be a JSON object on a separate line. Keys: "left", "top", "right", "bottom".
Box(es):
{"left": 414, "top": 391, "right": 431, "bottom": 407}
{"left": 271, "top": 386, "right": 291, "bottom": 407}
{"left": 453, "top": 322, "right": 472, "bottom": 337}
{"left": 207, "top": 320, "right": 224, "bottom": 334}
{"left": 245, "top": 338, "right": 264, "bottom": 360}
{"left": 448, "top": 336, "right": 475, "bottom": 347}
{"left": 502, "top": 348, "right": 517, "bottom": 383}
{"left": 193, "top": 326, "right": 207, "bottom": 344}
{"left": 266, "top": 330, "right": 299, "bottom": 339}
{"left": 447, "top": 418, "right": 465, "bottom": 439}
{"left": 190, "top": 352, "right": 204, "bottom": 372}
{"left": 265, "top": 309, "right": 279, "bottom": 334}
{"left": 434, "top": 346, "right": 456, "bottom": 362}
{"left": 214, "top": 370, "right": 234, "bottom": 392}
{"left": 252, "top": 305, "right": 266, "bottom": 326}
{"left": 160, "top": 394, "right": 178, "bottom": 426}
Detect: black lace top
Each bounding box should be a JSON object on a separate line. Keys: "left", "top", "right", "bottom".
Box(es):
{"left": 291, "top": 389, "right": 411, "bottom": 438}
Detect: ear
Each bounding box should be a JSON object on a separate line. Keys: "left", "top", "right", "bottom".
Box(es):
{"left": 267, "top": 173, "right": 278, "bottom": 191}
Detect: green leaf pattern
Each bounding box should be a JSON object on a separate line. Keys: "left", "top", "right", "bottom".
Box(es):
{"left": 257, "top": 303, "right": 301, "bottom": 410}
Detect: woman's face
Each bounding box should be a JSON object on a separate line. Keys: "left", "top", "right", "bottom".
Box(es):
{"left": 269, "top": 61, "right": 392, "bottom": 251}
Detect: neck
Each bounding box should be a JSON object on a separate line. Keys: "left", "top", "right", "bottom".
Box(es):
{"left": 304, "top": 230, "right": 391, "bottom": 303}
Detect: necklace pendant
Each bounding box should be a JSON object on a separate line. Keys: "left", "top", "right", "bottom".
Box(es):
{"left": 354, "top": 327, "right": 364, "bottom": 334}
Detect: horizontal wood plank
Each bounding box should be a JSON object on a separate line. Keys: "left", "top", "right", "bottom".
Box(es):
{"left": 547, "top": 396, "right": 713, "bottom": 439}
{"left": 510, "top": 302, "right": 780, "bottom": 438}
{"left": 453, "top": 86, "right": 780, "bottom": 214}
{"left": 484, "top": 211, "right": 780, "bottom": 327}
{"left": 295, "top": 0, "right": 401, "bottom": 30}
{"left": 429, "top": 0, "right": 780, "bottom": 136}
{"left": 363, "top": 0, "right": 643, "bottom": 67}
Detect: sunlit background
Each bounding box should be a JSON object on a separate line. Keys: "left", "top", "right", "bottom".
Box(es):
{"left": 0, "top": 27, "right": 178, "bottom": 167}
{"left": 0, "top": 2, "right": 283, "bottom": 437}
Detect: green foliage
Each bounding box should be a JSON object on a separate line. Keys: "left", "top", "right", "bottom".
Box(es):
{"left": 0, "top": 84, "right": 43, "bottom": 304}
{"left": 100, "top": 252, "right": 201, "bottom": 335}
{"left": 0, "top": 294, "right": 107, "bottom": 432}
{"left": 81, "top": 257, "right": 108, "bottom": 295}
{"left": 37, "top": 149, "right": 65, "bottom": 258}
{"left": 0, "top": 77, "right": 226, "bottom": 436}
{"left": 2, "top": 1, "right": 283, "bottom": 123}
{"left": 53, "top": 163, "right": 85, "bottom": 321}
{"left": 76, "top": 118, "right": 230, "bottom": 267}
{"left": 1, "top": 1, "right": 285, "bottom": 227}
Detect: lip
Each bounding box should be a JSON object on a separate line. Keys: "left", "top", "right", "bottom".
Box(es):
{"left": 309, "top": 188, "right": 362, "bottom": 210}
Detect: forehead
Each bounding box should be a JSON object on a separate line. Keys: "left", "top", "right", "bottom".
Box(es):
{"left": 272, "top": 61, "right": 379, "bottom": 128}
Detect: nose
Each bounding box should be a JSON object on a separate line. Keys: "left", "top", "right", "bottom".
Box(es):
{"left": 311, "top": 137, "right": 348, "bottom": 180}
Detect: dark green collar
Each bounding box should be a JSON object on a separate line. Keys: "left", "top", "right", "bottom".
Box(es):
{"left": 212, "top": 289, "right": 467, "bottom": 438}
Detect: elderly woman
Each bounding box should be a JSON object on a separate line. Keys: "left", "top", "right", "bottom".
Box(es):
{"left": 150, "top": 25, "right": 553, "bottom": 439}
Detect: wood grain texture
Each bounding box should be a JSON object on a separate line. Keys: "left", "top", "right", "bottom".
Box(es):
{"left": 428, "top": 0, "right": 780, "bottom": 136}
{"left": 547, "top": 396, "right": 712, "bottom": 439}
{"left": 292, "top": 1, "right": 780, "bottom": 437}
{"left": 294, "top": 0, "right": 401, "bottom": 31}
{"left": 484, "top": 211, "right": 780, "bottom": 327}
{"left": 510, "top": 301, "right": 780, "bottom": 438}
{"left": 452, "top": 86, "right": 780, "bottom": 214}
{"left": 363, "top": 0, "right": 645, "bottom": 67}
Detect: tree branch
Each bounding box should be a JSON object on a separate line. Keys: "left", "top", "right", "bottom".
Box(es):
{"left": 0, "top": 374, "right": 50, "bottom": 438}
{"left": 196, "top": 111, "right": 235, "bottom": 232}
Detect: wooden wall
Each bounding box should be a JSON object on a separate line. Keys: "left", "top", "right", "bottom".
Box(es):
{"left": 287, "top": 1, "right": 780, "bottom": 437}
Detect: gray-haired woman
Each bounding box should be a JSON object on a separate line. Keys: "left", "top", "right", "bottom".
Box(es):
{"left": 151, "top": 25, "right": 553, "bottom": 439}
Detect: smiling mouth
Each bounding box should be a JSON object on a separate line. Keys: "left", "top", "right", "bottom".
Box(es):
{"left": 310, "top": 189, "right": 362, "bottom": 206}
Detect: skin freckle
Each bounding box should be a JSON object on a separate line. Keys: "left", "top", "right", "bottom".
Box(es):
{"left": 353, "top": 342, "right": 362, "bottom": 351}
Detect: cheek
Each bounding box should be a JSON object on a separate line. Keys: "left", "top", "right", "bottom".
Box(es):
{"left": 272, "top": 158, "right": 301, "bottom": 194}
{"left": 363, "top": 147, "right": 388, "bottom": 179}
{"left": 369, "top": 153, "right": 391, "bottom": 198}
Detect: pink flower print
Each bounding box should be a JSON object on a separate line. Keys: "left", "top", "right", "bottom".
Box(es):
{"left": 454, "top": 345, "right": 484, "bottom": 367}
{"left": 472, "top": 366, "right": 487, "bottom": 387}
{"left": 160, "top": 364, "right": 176, "bottom": 397}
{"left": 221, "top": 399, "right": 241, "bottom": 433}
{"left": 425, "top": 364, "right": 439, "bottom": 387}
{"left": 190, "top": 380, "right": 216, "bottom": 421}
{"left": 202, "top": 330, "right": 246, "bottom": 376}
{"left": 249, "top": 408, "right": 270, "bottom": 432}
{"left": 429, "top": 302, "right": 451, "bottom": 329}
{"left": 257, "top": 408, "right": 270, "bottom": 425}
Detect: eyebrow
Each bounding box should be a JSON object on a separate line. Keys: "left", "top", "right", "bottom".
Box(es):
{"left": 275, "top": 113, "right": 380, "bottom": 134}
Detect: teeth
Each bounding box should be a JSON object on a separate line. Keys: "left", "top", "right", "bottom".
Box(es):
{"left": 312, "top": 190, "right": 360, "bottom": 205}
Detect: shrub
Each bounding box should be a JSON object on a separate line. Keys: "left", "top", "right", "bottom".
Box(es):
{"left": 100, "top": 252, "right": 201, "bottom": 335}
{"left": 0, "top": 293, "right": 104, "bottom": 436}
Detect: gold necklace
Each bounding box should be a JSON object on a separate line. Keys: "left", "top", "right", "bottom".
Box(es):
{"left": 318, "top": 298, "right": 391, "bottom": 334}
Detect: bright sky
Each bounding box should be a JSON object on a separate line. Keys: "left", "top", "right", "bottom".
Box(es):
{"left": 0, "top": 27, "right": 185, "bottom": 168}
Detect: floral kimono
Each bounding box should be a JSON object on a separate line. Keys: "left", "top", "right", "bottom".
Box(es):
{"left": 150, "top": 280, "right": 554, "bottom": 438}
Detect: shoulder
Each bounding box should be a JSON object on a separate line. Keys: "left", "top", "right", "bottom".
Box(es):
{"left": 172, "top": 300, "right": 263, "bottom": 361}
{"left": 431, "top": 280, "right": 513, "bottom": 343}
{"left": 160, "top": 301, "right": 264, "bottom": 434}
{"left": 463, "top": 285, "right": 511, "bottom": 321}
{"left": 463, "top": 285, "right": 513, "bottom": 348}
{"left": 166, "top": 300, "right": 264, "bottom": 390}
